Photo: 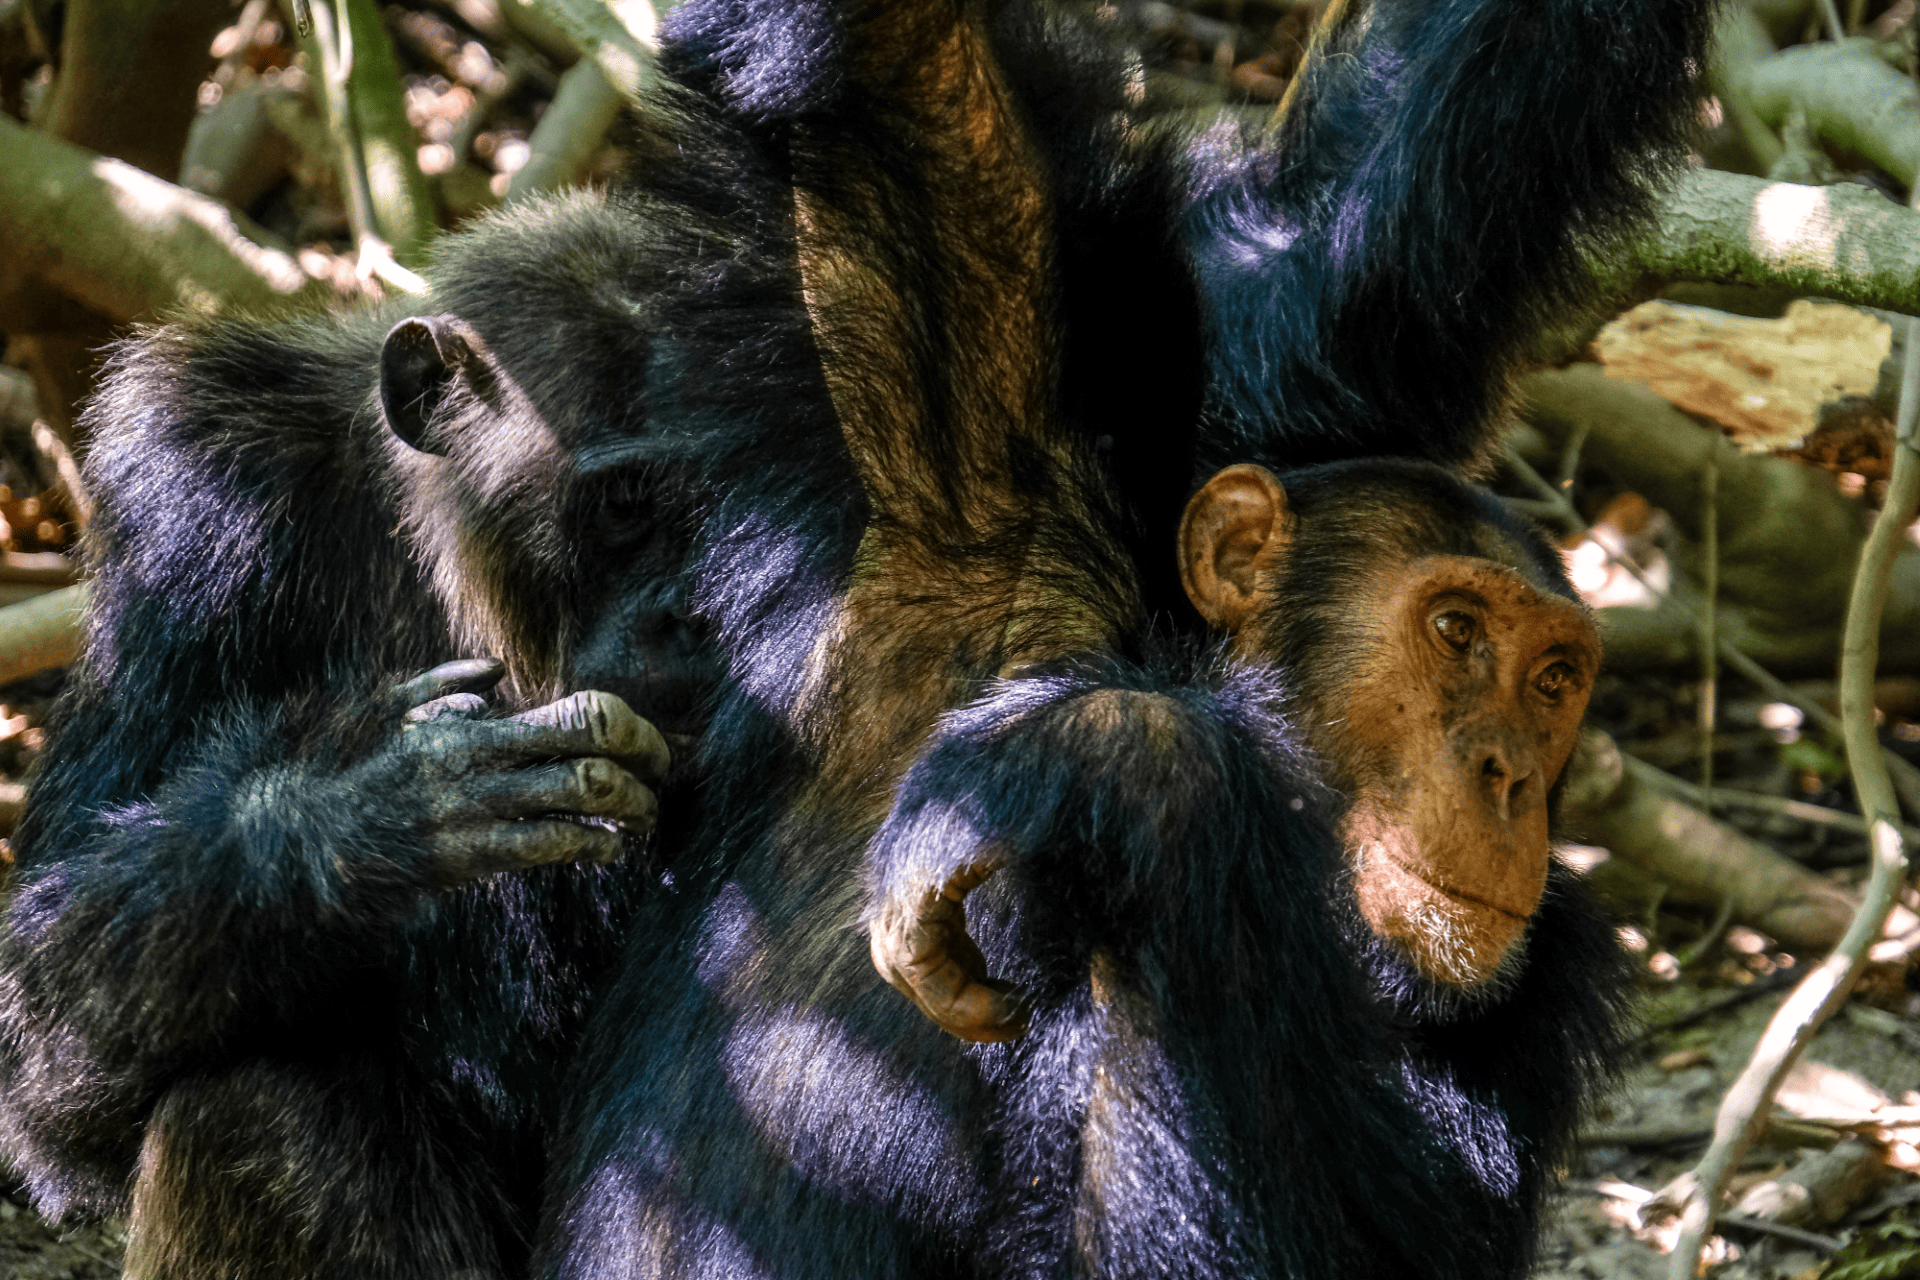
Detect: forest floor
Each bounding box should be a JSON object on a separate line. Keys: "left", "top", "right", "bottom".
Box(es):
{"left": 0, "top": 1202, "right": 119, "bottom": 1280}
{"left": 0, "top": 668, "right": 1913, "bottom": 1280}
{"left": 1537, "top": 948, "right": 1920, "bottom": 1280}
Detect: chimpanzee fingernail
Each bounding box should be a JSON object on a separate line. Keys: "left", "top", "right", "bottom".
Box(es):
{"left": 395, "top": 657, "right": 505, "bottom": 709}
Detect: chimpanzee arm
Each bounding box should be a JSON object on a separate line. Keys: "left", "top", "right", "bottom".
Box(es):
{"left": 1187, "top": 0, "right": 1712, "bottom": 471}
{"left": 0, "top": 323, "right": 663, "bottom": 1218}
{"left": 865, "top": 661, "right": 1333, "bottom": 1043}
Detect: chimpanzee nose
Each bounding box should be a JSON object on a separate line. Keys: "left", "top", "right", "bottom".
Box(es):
{"left": 1478, "top": 746, "right": 1536, "bottom": 822}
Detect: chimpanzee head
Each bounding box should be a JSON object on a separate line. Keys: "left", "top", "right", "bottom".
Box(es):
{"left": 370, "top": 193, "right": 707, "bottom": 729}
{"left": 1178, "top": 458, "right": 1600, "bottom": 989}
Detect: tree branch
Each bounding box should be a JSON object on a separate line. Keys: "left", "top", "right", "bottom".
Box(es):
{"left": 0, "top": 113, "right": 330, "bottom": 321}
{"left": 1635, "top": 169, "right": 1920, "bottom": 316}
{"left": 1749, "top": 39, "right": 1920, "bottom": 187}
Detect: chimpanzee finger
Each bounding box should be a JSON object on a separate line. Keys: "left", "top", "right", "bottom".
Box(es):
{"left": 427, "top": 818, "right": 625, "bottom": 883}
{"left": 484, "top": 690, "right": 671, "bottom": 781}
{"left": 393, "top": 658, "right": 506, "bottom": 713}
{"left": 404, "top": 692, "right": 490, "bottom": 724}
{"left": 472, "top": 757, "right": 660, "bottom": 834}
{"left": 871, "top": 894, "right": 1027, "bottom": 1044}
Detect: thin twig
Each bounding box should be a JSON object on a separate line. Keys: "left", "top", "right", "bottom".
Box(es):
{"left": 1502, "top": 447, "right": 1920, "bottom": 817}
{"left": 1557, "top": 419, "right": 1591, "bottom": 489}
{"left": 1661, "top": 287, "right": 1920, "bottom": 1280}
{"left": 1700, "top": 454, "right": 1719, "bottom": 809}
{"left": 30, "top": 421, "right": 89, "bottom": 532}
{"left": 1816, "top": 0, "right": 1847, "bottom": 41}
{"left": 303, "top": 0, "right": 429, "bottom": 291}
{"left": 307, "top": 0, "right": 380, "bottom": 254}
{"left": 1718, "top": 1213, "right": 1842, "bottom": 1252}
{"left": 1636, "top": 967, "right": 1800, "bottom": 1041}
{"left": 1627, "top": 756, "right": 1920, "bottom": 847}
{"left": 1676, "top": 893, "right": 1737, "bottom": 970}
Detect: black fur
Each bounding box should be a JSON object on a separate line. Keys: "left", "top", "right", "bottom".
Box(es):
{"left": 537, "top": 465, "right": 1634, "bottom": 1280}
{"left": 0, "top": 190, "right": 740, "bottom": 1277}
{"left": 534, "top": 0, "right": 1703, "bottom": 1274}
{"left": 0, "top": 0, "right": 1708, "bottom": 1275}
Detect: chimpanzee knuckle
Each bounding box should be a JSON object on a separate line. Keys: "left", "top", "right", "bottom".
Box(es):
{"left": 949, "top": 984, "right": 1028, "bottom": 1045}
{"left": 572, "top": 757, "right": 623, "bottom": 805}
{"left": 481, "top": 759, "right": 660, "bottom": 834}
{"left": 593, "top": 696, "right": 672, "bottom": 781}
{"left": 400, "top": 717, "right": 485, "bottom": 778}
{"left": 576, "top": 759, "right": 656, "bottom": 825}
{"left": 515, "top": 690, "right": 599, "bottom": 738}
{"left": 583, "top": 691, "right": 636, "bottom": 745}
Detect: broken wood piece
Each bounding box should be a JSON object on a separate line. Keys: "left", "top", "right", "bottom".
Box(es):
{"left": 1594, "top": 299, "right": 1889, "bottom": 453}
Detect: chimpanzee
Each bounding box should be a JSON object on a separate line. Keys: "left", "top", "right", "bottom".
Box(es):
{"left": 0, "top": 182, "right": 765, "bottom": 1277}
{"left": 531, "top": 0, "right": 1708, "bottom": 1276}
{"left": 0, "top": 0, "right": 1710, "bottom": 1274}
{"left": 542, "top": 458, "right": 1620, "bottom": 1279}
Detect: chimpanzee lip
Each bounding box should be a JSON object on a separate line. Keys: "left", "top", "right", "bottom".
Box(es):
{"left": 1375, "top": 846, "right": 1531, "bottom": 921}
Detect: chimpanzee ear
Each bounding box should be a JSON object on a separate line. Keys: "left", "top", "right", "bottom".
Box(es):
{"left": 1177, "top": 463, "right": 1291, "bottom": 633}
{"left": 380, "top": 315, "right": 475, "bottom": 455}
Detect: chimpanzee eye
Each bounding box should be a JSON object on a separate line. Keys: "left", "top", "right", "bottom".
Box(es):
{"left": 1535, "top": 661, "right": 1576, "bottom": 700}
{"left": 1432, "top": 610, "right": 1476, "bottom": 653}
{"left": 584, "top": 470, "right": 654, "bottom": 549}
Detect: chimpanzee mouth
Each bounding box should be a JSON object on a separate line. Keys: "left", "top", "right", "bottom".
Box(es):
{"left": 1368, "top": 843, "right": 1530, "bottom": 923}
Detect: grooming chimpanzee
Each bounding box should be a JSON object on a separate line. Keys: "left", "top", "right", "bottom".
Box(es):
{"left": 0, "top": 184, "right": 760, "bottom": 1278}
{"left": 534, "top": 0, "right": 1706, "bottom": 1277}
{"left": 0, "top": 0, "right": 1707, "bottom": 1274}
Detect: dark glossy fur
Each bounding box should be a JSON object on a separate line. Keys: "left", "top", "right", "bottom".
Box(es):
{"left": 536, "top": 0, "right": 1706, "bottom": 1277}
{"left": 0, "top": 190, "right": 742, "bottom": 1278}
{"left": 540, "top": 459, "right": 1633, "bottom": 1280}
{"left": 0, "top": 0, "right": 1708, "bottom": 1276}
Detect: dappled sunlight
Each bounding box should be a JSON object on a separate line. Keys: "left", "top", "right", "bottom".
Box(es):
{"left": 723, "top": 1006, "right": 971, "bottom": 1207}
{"left": 691, "top": 883, "right": 974, "bottom": 1215}
{"left": 1748, "top": 181, "right": 1848, "bottom": 276}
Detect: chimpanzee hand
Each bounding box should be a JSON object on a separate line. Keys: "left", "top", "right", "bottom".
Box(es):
{"left": 376, "top": 657, "right": 671, "bottom": 885}
{"left": 870, "top": 860, "right": 1028, "bottom": 1044}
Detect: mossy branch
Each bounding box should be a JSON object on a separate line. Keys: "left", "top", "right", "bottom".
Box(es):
{"left": 1633, "top": 168, "right": 1920, "bottom": 316}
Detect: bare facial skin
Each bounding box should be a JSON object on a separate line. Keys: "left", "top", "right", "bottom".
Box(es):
{"left": 1178, "top": 465, "right": 1599, "bottom": 987}
{"left": 1329, "top": 556, "right": 1596, "bottom": 984}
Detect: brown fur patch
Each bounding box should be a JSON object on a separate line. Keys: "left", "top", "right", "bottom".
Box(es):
{"left": 788, "top": 8, "right": 1133, "bottom": 806}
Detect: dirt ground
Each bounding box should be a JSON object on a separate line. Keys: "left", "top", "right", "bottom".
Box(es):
{"left": 1537, "top": 934, "right": 1920, "bottom": 1280}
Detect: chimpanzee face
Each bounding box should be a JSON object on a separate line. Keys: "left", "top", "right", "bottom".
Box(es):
{"left": 1177, "top": 461, "right": 1599, "bottom": 987}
